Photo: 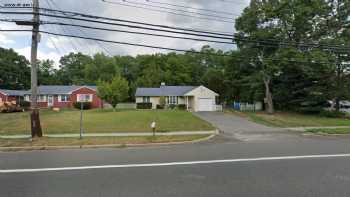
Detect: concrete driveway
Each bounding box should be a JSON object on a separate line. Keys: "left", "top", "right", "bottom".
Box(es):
{"left": 195, "top": 112, "right": 299, "bottom": 141}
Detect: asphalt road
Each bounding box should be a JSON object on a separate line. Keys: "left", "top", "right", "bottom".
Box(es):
{"left": 2, "top": 112, "right": 350, "bottom": 197}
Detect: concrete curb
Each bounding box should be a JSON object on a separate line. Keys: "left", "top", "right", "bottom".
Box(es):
{"left": 0, "top": 132, "right": 218, "bottom": 152}
{"left": 0, "top": 130, "right": 219, "bottom": 139}
{"left": 286, "top": 126, "right": 350, "bottom": 132}
{"left": 302, "top": 132, "right": 350, "bottom": 137}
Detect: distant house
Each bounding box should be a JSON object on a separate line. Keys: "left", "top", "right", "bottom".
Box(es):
{"left": 135, "top": 83, "right": 219, "bottom": 112}
{"left": 0, "top": 89, "right": 26, "bottom": 104}
{"left": 23, "top": 85, "right": 103, "bottom": 109}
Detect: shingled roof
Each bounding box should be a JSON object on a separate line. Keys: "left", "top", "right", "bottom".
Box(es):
{"left": 25, "top": 86, "right": 97, "bottom": 95}
{"left": 0, "top": 89, "right": 27, "bottom": 96}
{"left": 135, "top": 86, "right": 198, "bottom": 97}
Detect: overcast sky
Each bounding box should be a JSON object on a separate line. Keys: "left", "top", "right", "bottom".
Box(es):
{"left": 0, "top": 0, "right": 250, "bottom": 65}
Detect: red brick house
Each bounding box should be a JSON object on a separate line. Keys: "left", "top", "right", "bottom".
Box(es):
{"left": 24, "top": 86, "right": 103, "bottom": 109}
{"left": 0, "top": 89, "right": 26, "bottom": 104}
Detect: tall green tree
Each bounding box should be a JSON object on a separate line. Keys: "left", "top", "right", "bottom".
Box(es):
{"left": 59, "top": 52, "right": 92, "bottom": 85}
{"left": 234, "top": 0, "right": 334, "bottom": 113}
{"left": 319, "top": 0, "right": 350, "bottom": 111}
{"left": 0, "top": 47, "right": 30, "bottom": 89}
{"left": 85, "top": 53, "right": 119, "bottom": 83}
{"left": 97, "top": 76, "right": 129, "bottom": 110}
{"left": 38, "top": 60, "right": 60, "bottom": 85}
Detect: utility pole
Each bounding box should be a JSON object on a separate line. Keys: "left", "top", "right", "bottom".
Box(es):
{"left": 30, "top": 0, "right": 42, "bottom": 137}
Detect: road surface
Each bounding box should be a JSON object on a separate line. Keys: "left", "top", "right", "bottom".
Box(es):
{"left": 1, "top": 112, "right": 350, "bottom": 197}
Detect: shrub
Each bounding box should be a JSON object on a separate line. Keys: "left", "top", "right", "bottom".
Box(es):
{"left": 137, "top": 102, "right": 152, "bottom": 109}
{"left": 168, "top": 104, "right": 176, "bottom": 110}
{"left": 73, "top": 102, "right": 92, "bottom": 110}
{"left": 19, "top": 101, "right": 31, "bottom": 109}
{"left": 297, "top": 107, "right": 324, "bottom": 114}
{"left": 320, "top": 110, "right": 347, "bottom": 118}
{"left": 156, "top": 104, "right": 164, "bottom": 109}
{"left": 177, "top": 104, "right": 187, "bottom": 110}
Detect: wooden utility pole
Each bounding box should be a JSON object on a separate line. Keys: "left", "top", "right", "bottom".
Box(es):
{"left": 30, "top": 0, "right": 42, "bottom": 137}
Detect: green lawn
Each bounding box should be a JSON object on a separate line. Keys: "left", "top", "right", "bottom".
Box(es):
{"left": 0, "top": 109, "right": 214, "bottom": 135}
{"left": 307, "top": 128, "right": 350, "bottom": 135}
{"left": 227, "top": 110, "right": 350, "bottom": 128}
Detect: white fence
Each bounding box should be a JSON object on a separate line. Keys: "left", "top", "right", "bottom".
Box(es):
{"left": 216, "top": 105, "right": 223, "bottom": 112}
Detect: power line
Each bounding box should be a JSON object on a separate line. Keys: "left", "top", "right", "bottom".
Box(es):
{"left": 143, "top": 0, "right": 237, "bottom": 16}
{"left": 41, "top": 21, "right": 236, "bottom": 45}
{"left": 0, "top": 29, "right": 337, "bottom": 65}
{"left": 1, "top": 15, "right": 349, "bottom": 52}
{"left": 1, "top": 9, "right": 349, "bottom": 51}
{"left": 48, "top": 0, "right": 114, "bottom": 56}
{"left": 0, "top": 11, "right": 236, "bottom": 40}
{"left": 103, "top": 0, "right": 238, "bottom": 19}
{"left": 2, "top": 8, "right": 349, "bottom": 51}
{"left": 0, "top": 29, "right": 233, "bottom": 56}
{"left": 0, "top": 6, "right": 236, "bottom": 36}
{"left": 101, "top": 0, "right": 235, "bottom": 24}
{"left": 219, "top": 0, "right": 249, "bottom": 5}
{"left": 46, "top": 0, "right": 107, "bottom": 56}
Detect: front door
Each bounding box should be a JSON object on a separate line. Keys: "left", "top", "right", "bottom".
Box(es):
{"left": 48, "top": 95, "right": 54, "bottom": 107}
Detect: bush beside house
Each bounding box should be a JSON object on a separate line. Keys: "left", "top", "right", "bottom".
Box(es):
{"left": 137, "top": 103, "right": 152, "bottom": 109}
{"left": 73, "top": 102, "right": 92, "bottom": 110}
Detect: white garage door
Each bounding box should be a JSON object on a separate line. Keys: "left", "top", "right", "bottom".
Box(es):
{"left": 198, "top": 98, "right": 214, "bottom": 111}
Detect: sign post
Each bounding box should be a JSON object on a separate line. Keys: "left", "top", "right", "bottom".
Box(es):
{"left": 80, "top": 102, "right": 83, "bottom": 140}
{"left": 151, "top": 121, "right": 156, "bottom": 137}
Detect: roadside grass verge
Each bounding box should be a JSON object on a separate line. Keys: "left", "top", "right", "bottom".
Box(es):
{"left": 0, "top": 109, "right": 214, "bottom": 135}
{"left": 306, "top": 128, "right": 350, "bottom": 135}
{"left": 226, "top": 109, "right": 350, "bottom": 128}
{"left": 0, "top": 135, "right": 211, "bottom": 147}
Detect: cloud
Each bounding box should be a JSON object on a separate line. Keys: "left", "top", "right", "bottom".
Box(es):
{"left": 16, "top": 46, "right": 61, "bottom": 68}
{"left": 0, "top": 34, "right": 14, "bottom": 44}
{"left": 1, "top": 0, "right": 250, "bottom": 63}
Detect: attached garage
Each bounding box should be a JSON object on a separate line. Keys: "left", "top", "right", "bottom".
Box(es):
{"left": 185, "top": 86, "right": 219, "bottom": 112}
{"left": 198, "top": 98, "right": 215, "bottom": 111}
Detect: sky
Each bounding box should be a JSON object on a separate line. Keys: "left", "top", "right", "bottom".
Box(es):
{"left": 0, "top": 0, "right": 250, "bottom": 66}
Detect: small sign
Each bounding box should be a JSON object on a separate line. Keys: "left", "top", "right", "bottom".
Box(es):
{"left": 151, "top": 121, "right": 156, "bottom": 129}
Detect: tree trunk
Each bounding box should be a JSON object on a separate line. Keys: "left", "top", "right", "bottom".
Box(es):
{"left": 335, "top": 98, "right": 340, "bottom": 112}
{"left": 263, "top": 77, "right": 274, "bottom": 114}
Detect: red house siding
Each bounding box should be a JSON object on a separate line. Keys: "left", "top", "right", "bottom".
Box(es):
{"left": 25, "top": 87, "right": 103, "bottom": 109}
{"left": 0, "top": 92, "right": 7, "bottom": 102}
{"left": 0, "top": 92, "right": 18, "bottom": 103}
{"left": 37, "top": 102, "right": 48, "bottom": 108}
{"left": 52, "top": 96, "right": 71, "bottom": 108}
{"left": 71, "top": 87, "right": 102, "bottom": 108}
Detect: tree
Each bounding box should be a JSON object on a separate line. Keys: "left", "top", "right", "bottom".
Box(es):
{"left": 97, "top": 76, "right": 129, "bottom": 110}
{"left": 0, "top": 47, "right": 30, "bottom": 89}
{"left": 38, "top": 59, "right": 60, "bottom": 85}
{"left": 85, "top": 53, "right": 119, "bottom": 83}
{"left": 234, "top": 0, "right": 333, "bottom": 114}
{"left": 59, "top": 52, "right": 92, "bottom": 85}
{"left": 318, "top": 0, "right": 350, "bottom": 111}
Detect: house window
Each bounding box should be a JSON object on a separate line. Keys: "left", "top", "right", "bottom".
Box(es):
{"left": 59, "top": 95, "right": 70, "bottom": 102}
{"left": 168, "top": 96, "right": 178, "bottom": 105}
{"left": 77, "top": 94, "right": 92, "bottom": 102}
{"left": 24, "top": 95, "right": 30, "bottom": 102}
{"left": 37, "top": 95, "right": 47, "bottom": 102}
{"left": 143, "top": 96, "right": 150, "bottom": 103}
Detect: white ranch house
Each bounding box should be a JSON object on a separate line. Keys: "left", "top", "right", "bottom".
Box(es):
{"left": 135, "top": 84, "right": 220, "bottom": 112}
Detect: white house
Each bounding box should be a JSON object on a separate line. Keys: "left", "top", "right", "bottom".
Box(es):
{"left": 135, "top": 83, "right": 220, "bottom": 112}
